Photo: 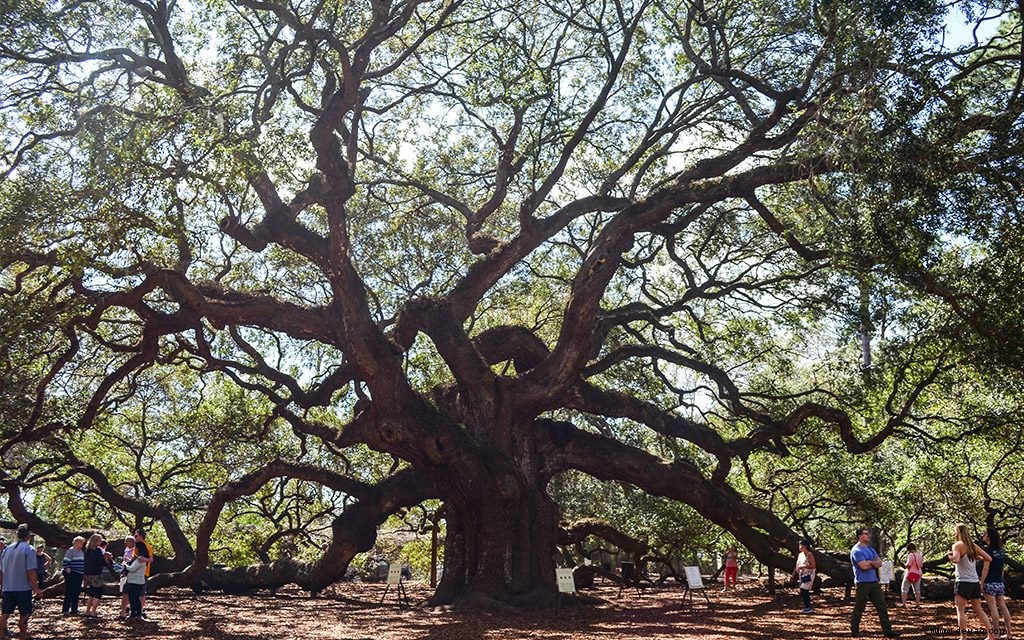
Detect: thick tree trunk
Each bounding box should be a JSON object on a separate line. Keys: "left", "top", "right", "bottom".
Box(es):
{"left": 431, "top": 472, "right": 560, "bottom": 607}
{"left": 373, "top": 372, "right": 564, "bottom": 608}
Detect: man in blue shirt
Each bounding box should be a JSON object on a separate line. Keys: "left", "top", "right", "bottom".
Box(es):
{"left": 0, "top": 524, "right": 44, "bottom": 639}
{"left": 850, "top": 527, "right": 899, "bottom": 637}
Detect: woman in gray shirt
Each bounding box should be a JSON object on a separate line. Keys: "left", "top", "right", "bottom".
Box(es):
{"left": 948, "top": 523, "right": 996, "bottom": 640}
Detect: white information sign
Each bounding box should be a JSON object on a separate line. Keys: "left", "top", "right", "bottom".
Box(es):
{"left": 879, "top": 561, "right": 894, "bottom": 583}
{"left": 684, "top": 566, "right": 704, "bottom": 589}
{"left": 556, "top": 568, "right": 577, "bottom": 594}
{"left": 387, "top": 564, "right": 403, "bottom": 585}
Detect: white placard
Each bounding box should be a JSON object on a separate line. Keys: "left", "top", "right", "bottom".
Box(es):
{"left": 387, "top": 564, "right": 403, "bottom": 585}
{"left": 556, "top": 568, "right": 577, "bottom": 594}
{"left": 879, "top": 561, "right": 894, "bottom": 583}
{"left": 684, "top": 566, "right": 704, "bottom": 589}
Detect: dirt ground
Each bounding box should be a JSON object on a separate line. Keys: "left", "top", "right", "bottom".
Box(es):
{"left": 22, "top": 578, "right": 1021, "bottom": 639}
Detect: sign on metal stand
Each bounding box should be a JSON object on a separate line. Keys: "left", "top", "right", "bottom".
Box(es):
{"left": 617, "top": 561, "right": 642, "bottom": 598}
{"left": 681, "top": 566, "right": 713, "bottom": 611}
{"left": 380, "top": 564, "right": 409, "bottom": 607}
{"left": 880, "top": 561, "right": 894, "bottom": 592}
{"left": 555, "top": 568, "right": 585, "bottom": 620}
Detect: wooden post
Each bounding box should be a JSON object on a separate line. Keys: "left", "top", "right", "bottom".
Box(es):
{"left": 429, "top": 504, "right": 446, "bottom": 589}
{"left": 430, "top": 520, "right": 438, "bottom": 588}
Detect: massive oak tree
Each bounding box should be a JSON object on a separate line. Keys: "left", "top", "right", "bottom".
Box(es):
{"left": 1, "top": 0, "right": 1022, "bottom": 606}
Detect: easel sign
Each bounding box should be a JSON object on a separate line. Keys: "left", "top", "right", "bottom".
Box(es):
{"left": 554, "top": 568, "right": 585, "bottom": 619}
{"left": 379, "top": 564, "right": 409, "bottom": 607}
{"left": 879, "top": 561, "right": 894, "bottom": 584}
{"left": 556, "top": 568, "right": 577, "bottom": 593}
{"left": 617, "top": 561, "right": 642, "bottom": 598}
{"left": 387, "top": 565, "right": 403, "bottom": 585}
{"left": 684, "top": 566, "right": 704, "bottom": 590}
{"left": 681, "top": 566, "right": 713, "bottom": 611}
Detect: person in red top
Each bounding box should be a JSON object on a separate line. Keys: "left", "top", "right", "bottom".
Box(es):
{"left": 901, "top": 543, "right": 924, "bottom": 606}
{"left": 722, "top": 545, "right": 739, "bottom": 592}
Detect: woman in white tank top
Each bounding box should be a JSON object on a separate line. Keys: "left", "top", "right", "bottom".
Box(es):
{"left": 948, "top": 523, "right": 997, "bottom": 640}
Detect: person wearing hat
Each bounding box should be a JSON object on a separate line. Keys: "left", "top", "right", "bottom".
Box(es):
{"left": 0, "top": 524, "right": 44, "bottom": 638}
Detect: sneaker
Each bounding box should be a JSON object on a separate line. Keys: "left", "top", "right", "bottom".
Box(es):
{"left": 801, "top": 607, "right": 814, "bottom": 614}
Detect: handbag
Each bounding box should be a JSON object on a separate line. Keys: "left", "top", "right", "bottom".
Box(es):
{"left": 907, "top": 553, "right": 922, "bottom": 583}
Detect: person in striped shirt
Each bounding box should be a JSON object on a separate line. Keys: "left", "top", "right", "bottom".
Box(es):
{"left": 61, "top": 536, "right": 86, "bottom": 615}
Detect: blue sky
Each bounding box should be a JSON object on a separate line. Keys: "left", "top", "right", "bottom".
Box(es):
{"left": 943, "top": 4, "right": 1007, "bottom": 49}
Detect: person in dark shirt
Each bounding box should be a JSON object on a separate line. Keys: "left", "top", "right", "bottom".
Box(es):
{"left": 133, "top": 529, "right": 154, "bottom": 620}
{"left": 99, "top": 540, "right": 116, "bottom": 576}
{"left": 82, "top": 534, "right": 107, "bottom": 618}
{"left": 981, "top": 528, "right": 1013, "bottom": 640}
{"left": 34, "top": 544, "right": 52, "bottom": 590}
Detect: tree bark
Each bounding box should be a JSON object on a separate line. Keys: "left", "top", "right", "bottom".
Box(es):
{"left": 432, "top": 477, "right": 560, "bottom": 607}
{"left": 540, "top": 419, "right": 849, "bottom": 581}
{"left": 400, "top": 379, "right": 561, "bottom": 607}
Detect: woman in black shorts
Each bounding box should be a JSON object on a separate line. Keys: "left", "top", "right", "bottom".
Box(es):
{"left": 981, "top": 528, "right": 1013, "bottom": 640}
{"left": 948, "top": 523, "right": 997, "bottom": 640}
